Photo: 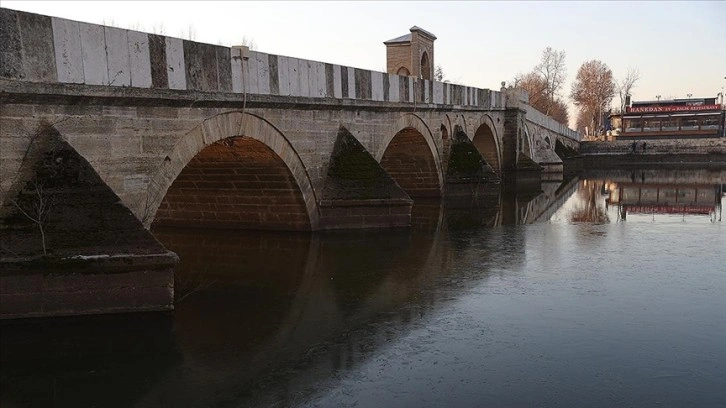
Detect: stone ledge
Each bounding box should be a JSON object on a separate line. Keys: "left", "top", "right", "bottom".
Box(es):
{"left": 0, "top": 251, "right": 179, "bottom": 276}
{"left": 0, "top": 78, "right": 505, "bottom": 113}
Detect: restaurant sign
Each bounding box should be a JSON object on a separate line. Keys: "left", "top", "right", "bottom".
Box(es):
{"left": 627, "top": 104, "right": 720, "bottom": 113}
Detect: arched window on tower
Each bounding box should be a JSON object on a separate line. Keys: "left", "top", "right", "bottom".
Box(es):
{"left": 420, "top": 52, "right": 431, "bottom": 80}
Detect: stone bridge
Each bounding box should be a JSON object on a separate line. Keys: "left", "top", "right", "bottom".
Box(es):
{"left": 0, "top": 8, "right": 580, "bottom": 318}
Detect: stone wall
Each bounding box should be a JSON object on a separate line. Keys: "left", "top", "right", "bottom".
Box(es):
{"left": 0, "top": 8, "right": 503, "bottom": 109}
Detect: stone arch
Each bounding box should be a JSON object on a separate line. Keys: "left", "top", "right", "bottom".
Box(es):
{"left": 146, "top": 111, "right": 319, "bottom": 230}
{"left": 440, "top": 124, "right": 448, "bottom": 140}
{"left": 376, "top": 113, "right": 443, "bottom": 198}
{"left": 472, "top": 115, "right": 502, "bottom": 174}
{"left": 420, "top": 52, "right": 431, "bottom": 80}
{"left": 396, "top": 67, "right": 410, "bottom": 76}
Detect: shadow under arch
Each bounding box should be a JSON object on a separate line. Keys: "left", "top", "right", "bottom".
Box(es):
{"left": 522, "top": 121, "right": 535, "bottom": 159}
{"left": 146, "top": 111, "right": 320, "bottom": 230}
{"left": 376, "top": 113, "right": 443, "bottom": 198}
{"left": 472, "top": 115, "right": 502, "bottom": 175}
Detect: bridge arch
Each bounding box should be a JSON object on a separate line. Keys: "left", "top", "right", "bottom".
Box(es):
{"left": 376, "top": 113, "right": 443, "bottom": 198}
{"left": 147, "top": 111, "right": 319, "bottom": 230}
{"left": 472, "top": 115, "right": 502, "bottom": 174}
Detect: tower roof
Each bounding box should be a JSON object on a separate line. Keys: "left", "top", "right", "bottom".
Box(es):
{"left": 383, "top": 26, "right": 437, "bottom": 45}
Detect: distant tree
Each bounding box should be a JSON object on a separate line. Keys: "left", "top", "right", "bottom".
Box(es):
{"left": 434, "top": 64, "right": 445, "bottom": 82}
{"left": 570, "top": 60, "right": 615, "bottom": 135}
{"left": 239, "top": 36, "right": 257, "bottom": 51}
{"left": 549, "top": 97, "right": 570, "bottom": 126}
{"left": 512, "top": 46, "right": 567, "bottom": 124}
{"left": 180, "top": 25, "right": 196, "bottom": 41}
{"left": 616, "top": 67, "right": 640, "bottom": 113}
{"left": 152, "top": 23, "right": 166, "bottom": 35}
{"left": 534, "top": 47, "right": 567, "bottom": 116}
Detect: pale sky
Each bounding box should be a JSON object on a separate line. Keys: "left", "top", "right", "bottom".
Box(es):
{"left": 4, "top": 1, "right": 726, "bottom": 128}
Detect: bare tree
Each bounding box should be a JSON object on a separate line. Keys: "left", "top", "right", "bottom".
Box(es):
{"left": 434, "top": 64, "right": 445, "bottom": 82}
{"left": 152, "top": 23, "right": 166, "bottom": 35}
{"left": 180, "top": 25, "right": 196, "bottom": 41}
{"left": 534, "top": 47, "right": 567, "bottom": 115}
{"left": 8, "top": 180, "right": 54, "bottom": 256}
{"left": 570, "top": 60, "right": 615, "bottom": 135}
{"left": 512, "top": 46, "right": 567, "bottom": 124}
{"left": 616, "top": 67, "right": 640, "bottom": 113}
{"left": 239, "top": 35, "right": 257, "bottom": 51}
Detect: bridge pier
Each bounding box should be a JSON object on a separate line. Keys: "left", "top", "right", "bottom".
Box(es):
{"left": 0, "top": 126, "right": 177, "bottom": 319}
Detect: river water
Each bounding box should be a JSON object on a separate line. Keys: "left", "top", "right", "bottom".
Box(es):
{"left": 2, "top": 168, "right": 725, "bottom": 408}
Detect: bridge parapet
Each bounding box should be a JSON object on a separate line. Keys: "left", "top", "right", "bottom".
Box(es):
{"left": 0, "top": 8, "right": 506, "bottom": 110}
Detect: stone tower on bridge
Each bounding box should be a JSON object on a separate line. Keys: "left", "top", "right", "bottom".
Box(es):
{"left": 384, "top": 26, "right": 436, "bottom": 80}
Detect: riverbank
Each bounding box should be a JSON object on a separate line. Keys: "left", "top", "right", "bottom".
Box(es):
{"left": 577, "top": 138, "right": 726, "bottom": 168}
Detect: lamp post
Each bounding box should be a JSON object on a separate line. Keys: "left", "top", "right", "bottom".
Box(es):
{"left": 656, "top": 95, "right": 661, "bottom": 101}
{"left": 687, "top": 93, "right": 692, "bottom": 98}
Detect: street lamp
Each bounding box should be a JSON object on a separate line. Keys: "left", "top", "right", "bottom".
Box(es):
{"left": 656, "top": 95, "right": 661, "bottom": 101}
{"left": 687, "top": 93, "right": 692, "bottom": 98}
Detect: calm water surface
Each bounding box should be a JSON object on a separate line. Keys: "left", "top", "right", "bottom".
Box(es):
{"left": 2, "top": 169, "right": 725, "bottom": 408}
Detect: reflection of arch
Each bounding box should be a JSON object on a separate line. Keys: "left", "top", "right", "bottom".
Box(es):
{"left": 147, "top": 111, "right": 319, "bottom": 230}
{"left": 420, "top": 52, "right": 431, "bottom": 80}
{"left": 377, "top": 113, "right": 443, "bottom": 198}
{"left": 472, "top": 115, "right": 501, "bottom": 174}
{"left": 396, "top": 67, "right": 410, "bottom": 76}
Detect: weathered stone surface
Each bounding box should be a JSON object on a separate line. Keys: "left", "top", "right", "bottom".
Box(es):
{"left": 0, "top": 8, "right": 22, "bottom": 79}
{"left": 52, "top": 17, "right": 83, "bottom": 83}
{"left": 165, "top": 37, "right": 186, "bottom": 90}
{"left": 105, "top": 26, "right": 131, "bottom": 87}
{"left": 79, "top": 22, "right": 108, "bottom": 85}
{"left": 128, "top": 30, "right": 152, "bottom": 88}
{"left": 17, "top": 11, "right": 56, "bottom": 82}
{"left": 148, "top": 34, "right": 168, "bottom": 88}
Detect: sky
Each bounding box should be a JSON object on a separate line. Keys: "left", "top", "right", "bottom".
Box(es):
{"left": 4, "top": 1, "right": 725, "bottom": 128}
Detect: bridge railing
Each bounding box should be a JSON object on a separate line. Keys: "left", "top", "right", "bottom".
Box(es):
{"left": 0, "top": 8, "right": 506, "bottom": 110}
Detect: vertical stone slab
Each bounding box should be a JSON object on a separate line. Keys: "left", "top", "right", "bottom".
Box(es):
{"left": 182, "top": 41, "right": 201, "bottom": 90}
{"left": 315, "top": 61, "right": 326, "bottom": 97}
{"left": 255, "top": 52, "right": 270, "bottom": 95}
{"left": 277, "top": 55, "right": 290, "bottom": 96}
{"left": 325, "top": 63, "right": 335, "bottom": 98}
{"left": 383, "top": 73, "right": 390, "bottom": 101}
{"left": 148, "top": 34, "right": 167, "bottom": 89}
{"left": 399, "top": 75, "right": 408, "bottom": 102}
{"left": 347, "top": 66, "right": 356, "bottom": 99}
{"left": 244, "top": 51, "right": 259, "bottom": 94}
{"left": 231, "top": 47, "right": 243, "bottom": 93}
{"left": 127, "top": 30, "right": 152, "bottom": 88}
{"left": 371, "top": 71, "right": 384, "bottom": 101}
{"left": 490, "top": 90, "right": 496, "bottom": 109}
{"left": 52, "top": 17, "right": 83, "bottom": 83}
{"left": 389, "top": 74, "right": 399, "bottom": 102}
{"left": 79, "top": 22, "right": 108, "bottom": 85}
{"left": 333, "top": 64, "right": 342, "bottom": 99}
{"left": 298, "top": 58, "right": 310, "bottom": 97}
{"left": 268, "top": 54, "right": 279, "bottom": 95}
{"left": 104, "top": 27, "right": 131, "bottom": 87}
{"left": 340, "top": 66, "right": 348, "bottom": 99}
{"left": 307, "top": 61, "right": 317, "bottom": 97}
{"left": 17, "top": 11, "right": 57, "bottom": 82}
{"left": 217, "top": 46, "right": 232, "bottom": 92}
{"left": 433, "top": 81, "right": 443, "bottom": 104}
{"left": 288, "top": 57, "right": 300, "bottom": 97}
{"left": 354, "top": 68, "right": 371, "bottom": 100}
{"left": 408, "top": 77, "right": 416, "bottom": 102}
{"left": 424, "top": 80, "right": 430, "bottom": 103}
{"left": 165, "top": 37, "right": 186, "bottom": 90}
{"left": 196, "top": 42, "right": 219, "bottom": 91}
{"left": 444, "top": 83, "right": 450, "bottom": 104}
{"left": 0, "top": 9, "right": 22, "bottom": 79}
